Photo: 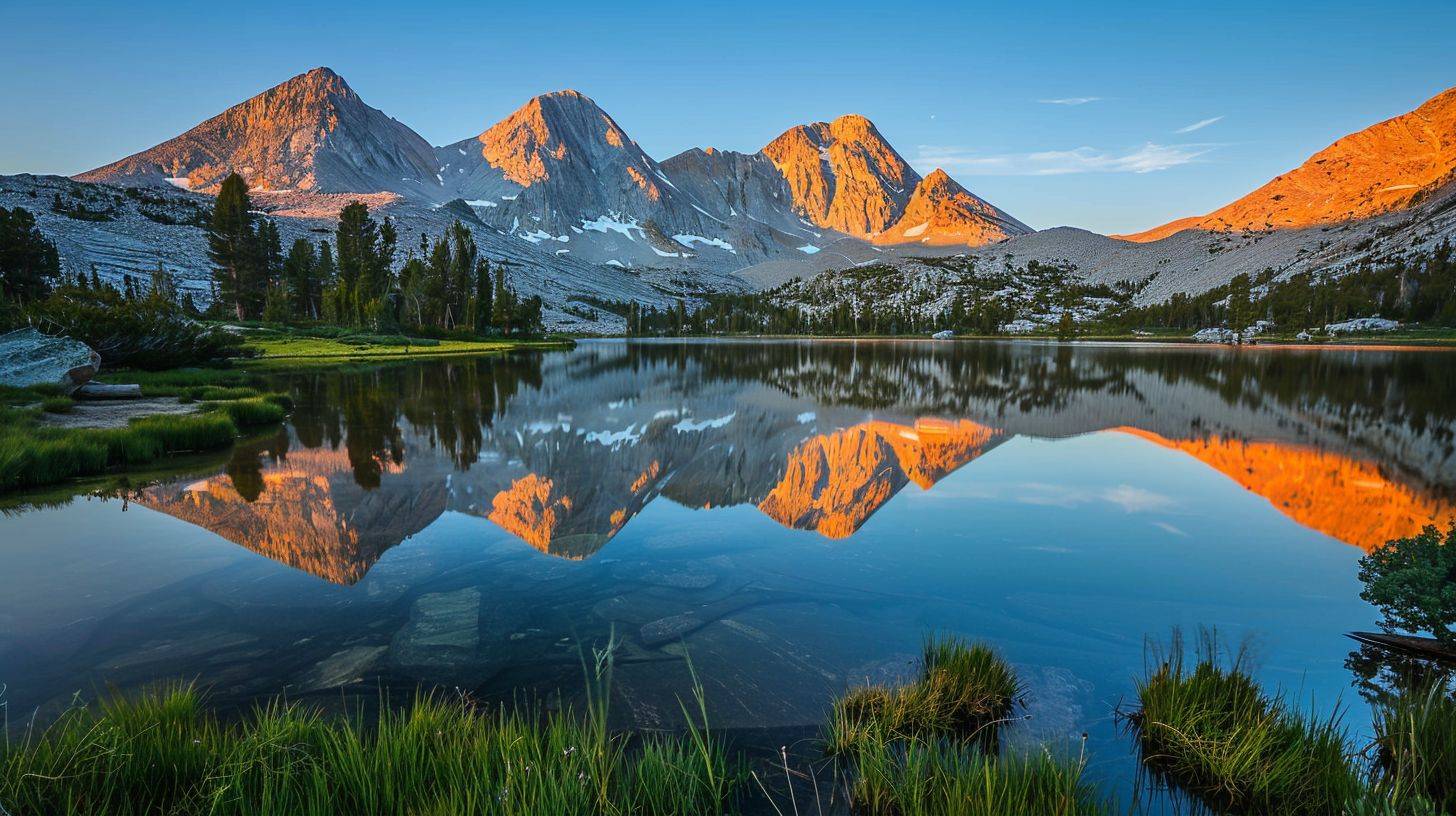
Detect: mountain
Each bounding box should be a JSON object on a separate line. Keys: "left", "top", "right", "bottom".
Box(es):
{"left": 874, "top": 169, "right": 1031, "bottom": 246}
{"left": 1122, "top": 86, "right": 1456, "bottom": 242}
{"left": 77, "top": 67, "right": 443, "bottom": 199}
{"left": 761, "top": 114, "right": 918, "bottom": 237}
{"left": 435, "top": 90, "right": 722, "bottom": 257}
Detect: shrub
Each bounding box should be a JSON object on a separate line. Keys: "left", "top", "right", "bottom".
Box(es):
{"left": 25, "top": 285, "right": 244, "bottom": 369}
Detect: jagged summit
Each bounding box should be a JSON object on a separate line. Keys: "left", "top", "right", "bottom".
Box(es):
{"left": 1122, "top": 84, "right": 1456, "bottom": 242}
{"left": 77, "top": 67, "right": 442, "bottom": 198}
{"left": 762, "top": 113, "right": 919, "bottom": 237}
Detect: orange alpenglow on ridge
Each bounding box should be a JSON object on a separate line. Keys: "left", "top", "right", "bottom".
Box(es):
{"left": 1119, "top": 85, "right": 1456, "bottom": 242}
{"left": 759, "top": 418, "right": 1004, "bottom": 538}
{"left": 1114, "top": 428, "right": 1456, "bottom": 550}
{"left": 763, "top": 114, "right": 919, "bottom": 237}
{"left": 873, "top": 169, "right": 1031, "bottom": 247}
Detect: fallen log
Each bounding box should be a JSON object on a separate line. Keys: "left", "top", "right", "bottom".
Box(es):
{"left": 74, "top": 382, "right": 143, "bottom": 400}
{"left": 1347, "top": 631, "right": 1456, "bottom": 664}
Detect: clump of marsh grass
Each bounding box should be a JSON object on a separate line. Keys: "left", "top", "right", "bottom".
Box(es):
{"left": 1127, "top": 629, "right": 1363, "bottom": 816}
{"left": 1, "top": 662, "right": 738, "bottom": 815}
{"left": 0, "top": 412, "right": 238, "bottom": 492}
{"left": 1371, "top": 679, "right": 1456, "bottom": 813}
{"left": 200, "top": 395, "right": 287, "bottom": 427}
{"left": 827, "top": 634, "right": 1021, "bottom": 755}
{"left": 841, "top": 731, "right": 1107, "bottom": 816}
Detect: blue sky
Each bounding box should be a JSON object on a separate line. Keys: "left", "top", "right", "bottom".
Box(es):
{"left": 2, "top": 0, "right": 1451, "bottom": 233}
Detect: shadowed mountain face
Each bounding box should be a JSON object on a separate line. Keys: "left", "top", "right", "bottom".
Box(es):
{"left": 127, "top": 342, "right": 1456, "bottom": 582}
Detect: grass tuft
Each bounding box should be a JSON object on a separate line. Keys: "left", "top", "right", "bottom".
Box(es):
{"left": 200, "top": 396, "right": 287, "bottom": 427}
{"left": 827, "top": 634, "right": 1020, "bottom": 755}
{"left": 40, "top": 395, "right": 75, "bottom": 414}
{"left": 1372, "top": 680, "right": 1456, "bottom": 813}
{"left": 0, "top": 413, "right": 238, "bottom": 491}
{"left": 1127, "top": 629, "right": 1363, "bottom": 815}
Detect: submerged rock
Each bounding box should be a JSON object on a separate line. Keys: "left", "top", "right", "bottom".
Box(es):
{"left": 390, "top": 588, "right": 481, "bottom": 668}
{"left": 0, "top": 328, "right": 100, "bottom": 392}
{"left": 295, "top": 645, "right": 388, "bottom": 692}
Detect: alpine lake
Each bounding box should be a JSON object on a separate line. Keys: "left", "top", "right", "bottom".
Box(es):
{"left": 3, "top": 338, "right": 1454, "bottom": 809}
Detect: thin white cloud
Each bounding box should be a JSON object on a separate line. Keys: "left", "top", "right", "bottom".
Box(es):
{"left": 1038, "top": 96, "right": 1102, "bottom": 106}
{"left": 1175, "top": 116, "right": 1223, "bottom": 134}
{"left": 914, "top": 142, "right": 1214, "bottom": 176}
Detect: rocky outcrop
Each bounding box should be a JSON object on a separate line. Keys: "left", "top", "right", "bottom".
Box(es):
{"left": 0, "top": 328, "right": 100, "bottom": 392}
{"left": 1122, "top": 86, "right": 1456, "bottom": 242}
{"left": 77, "top": 67, "right": 442, "bottom": 199}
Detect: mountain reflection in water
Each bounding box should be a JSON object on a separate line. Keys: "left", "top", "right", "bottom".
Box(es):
{"left": 130, "top": 340, "right": 1456, "bottom": 584}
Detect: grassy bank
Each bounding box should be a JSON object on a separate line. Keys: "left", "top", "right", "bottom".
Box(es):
{"left": 0, "top": 388, "right": 289, "bottom": 494}
{"left": 0, "top": 685, "right": 732, "bottom": 816}
{"left": 235, "top": 324, "right": 572, "bottom": 361}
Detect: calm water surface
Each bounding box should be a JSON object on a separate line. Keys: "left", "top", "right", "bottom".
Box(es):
{"left": 3, "top": 339, "right": 1455, "bottom": 806}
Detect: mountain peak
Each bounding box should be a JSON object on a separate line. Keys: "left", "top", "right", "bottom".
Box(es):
{"left": 873, "top": 168, "right": 1031, "bottom": 247}
{"left": 763, "top": 114, "right": 918, "bottom": 236}
{"left": 76, "top": 67, "right": 438, "bottom": 195}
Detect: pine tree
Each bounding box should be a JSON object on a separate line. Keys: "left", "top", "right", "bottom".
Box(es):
{"left": 492, "top": 268, "right": 515, "bottom": 335}
{"left": 0, "top": 205, "right": 60, "bottom": 303}
{"left": 447, "top": 220, "right": 476, "bottom": 329}
{"left": 283, "top": 239, "right": 318, "bottom": 320}
{"left": 1227, "top": 273, "right": 1253, "bottom": 333}
{"left": 335, "top": 202, "right": 380, "bottom": 325}
{"left": 208, "top": 173, "right": 259, "bottom": 320}
{"left": 473, "top": 258, "right": 493, "bottom": 336}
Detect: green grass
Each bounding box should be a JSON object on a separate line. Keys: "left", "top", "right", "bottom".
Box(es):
{"left": 40, "top": 395, "right": 75, "bottom": 414}
{"left": 827, "top": 634, "right": 1021, "bottom": 755}
{"left": 1127, "top": 630, "right": 1364, "bottom": 815}
{"left": 243, "top": 334, "right": 543, "bottom": 361}
{"left": 0, "top": 682, "right": 737, "bottom": 816}
{"left": 1372, "top": 681, "right": 1456, "bottom": 813}
{"left": 838, "top": 732, "right": 1109, "bottom": 815}
{"left": 200, "top": 395, "right": 288, "bottom": 427}
{"left": 0, "top": 412, "right": 239, "bottom": 491}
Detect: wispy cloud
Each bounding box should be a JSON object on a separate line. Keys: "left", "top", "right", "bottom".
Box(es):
{"left": 1175, "top": 115, "right": 1223, "bottom": 134}
{"left": 915, "top": 142, "right": 1214, "bottom": 176}
{"left": 1038, "top": 96, "right": 1102, "bottom": 106}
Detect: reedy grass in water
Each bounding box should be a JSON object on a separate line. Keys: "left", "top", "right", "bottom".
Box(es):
{"left": 839, "top": 731, "right": 1109, "bottom": 816}
{"left": 1128, "top": 629, "right": 1363, "bottom": 816}
{"left": 0, "top": 686, "right": 737, "bottom": 816}
{"left": 1371, "top": 679, "right": 1456, "bottom": 813}
{"left": 0, "top": 412, "right": 239, "bottom": 491}
{"left": 826, "top": 634, "right": 1020, "bottom": 755}
{"left": 199, "top": 395, "right": 288, "bottom": 427}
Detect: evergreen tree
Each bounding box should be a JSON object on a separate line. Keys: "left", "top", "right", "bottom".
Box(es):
{"left": 0, "top": 205, "right": 60, "bottom": 303}
{"left": 473, "top": 258, "right": 493, "bottom": 335}
{"left": 446, "top": 220, "right": 476, "bottom": 329}
{"left": 283, "top": 239, "right": 318, "bottom": 320}
{"left": 207, "top": 174, "right": 261, "bottom": 319}
{"left": 492, "top": 268, "right": 515, "bottom": 335}
{"left": 335, "top": 202, "right": 380, "bottom": 325}
{"left": 1227, "top": 273, "right": 1253, "bottom": 332}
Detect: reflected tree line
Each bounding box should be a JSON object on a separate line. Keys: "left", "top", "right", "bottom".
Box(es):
{"left": 220, "top": 353, "right": 548, "bottom": 497}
